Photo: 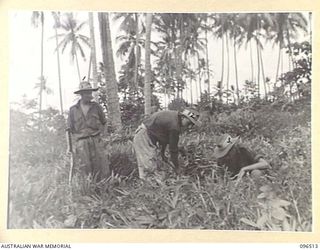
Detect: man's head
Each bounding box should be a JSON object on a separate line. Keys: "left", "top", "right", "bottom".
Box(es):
{"left": 181, "top": 108, "right": 201, "bottom": 127}
{"left": 213, "top": 134, "right": 240, "bottom": 159}
{"left": 79, "top": 90, "right": 94, "bottom": 104}
{"left": 74, "top": 81, "right": 98, "bottom": 104}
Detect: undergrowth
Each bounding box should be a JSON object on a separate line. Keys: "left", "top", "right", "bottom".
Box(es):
{"left": 8, "top": 101, "right": 312, "bottom": 230}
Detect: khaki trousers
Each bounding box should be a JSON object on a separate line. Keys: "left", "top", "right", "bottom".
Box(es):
{"left": 75, "top": 136, "right": 110, "bottom": 181}
{"left": 132, "top": 124, "right": 158, "bottom": 179}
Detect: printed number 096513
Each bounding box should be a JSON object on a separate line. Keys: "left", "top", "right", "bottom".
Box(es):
{"left": 300, "top": 244, "right": 319, "bottom": 248}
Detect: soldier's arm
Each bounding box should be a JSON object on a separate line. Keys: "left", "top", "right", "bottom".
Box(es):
{"left": 160, "top": 143, "right": 168, "bottom": 162}
{"left": 168, "top": 130, "right": 180, "bottom": 169}
{"left": 97, "top": 104, "right": 107, "bottom": 134}
{"left": 67, "top": 108, "right": 75, "bottom": 134}
{"left": 238, "top": 146, "right": 270, "bottom": 174}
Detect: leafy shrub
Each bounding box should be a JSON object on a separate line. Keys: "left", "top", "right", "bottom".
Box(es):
{"left": 168, "top": 98, "right": 187, "bottom": 111}
{"left": 10, "top": 106, "right": 66, "bottom": 167}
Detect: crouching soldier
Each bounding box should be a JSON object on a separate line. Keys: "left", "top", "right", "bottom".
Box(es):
{"left": 67, "top": 81, "right": 110, "bottom": 182}
{"left": 213, "top": 134, "right": 270, "bottom": 182}
{"left": 133, "top": 109, "right": 201, "bottom": 180}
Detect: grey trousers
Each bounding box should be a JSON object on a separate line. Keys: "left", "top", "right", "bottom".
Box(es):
{"left": 132, "top": 124, "right": 158, "bottom": 179}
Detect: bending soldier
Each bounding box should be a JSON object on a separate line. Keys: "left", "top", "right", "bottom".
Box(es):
{"left": 133, "top": 108, "right": 201, "bottom": 179}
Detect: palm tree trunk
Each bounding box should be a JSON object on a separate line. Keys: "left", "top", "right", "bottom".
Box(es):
{"left": 87, "top": 53, "right": 92, "bottom": 81}
{"left": 54, "top": 23, "right": 63, "bottom": 114}
{"left": 226, "top": 33, "right": 230, "bottom": 104}
{"left": 309, "top": 12, "right": 312, "bottom": 46}
{"left": 259, "top": 45, "right": 267, "bottom": 100}
{"left": 176, "top": 14, "right": 184, "bottom": 100}
{"left": 134, "top": 13, "right": 140, "bottom": 95}
{"left": 189, "top": 65, "right": 193, "bottom": 105}
{"left": 193, "top": 56, "right": 198, "bottom": 102}
{"left": 39, "top": 13, "right": 44, "bottom": 125}
{"left": 256, "top": 39, "right": 260, "bottom": 99}
{"left": 220, "top": 32, "right": 225, "bottom": 92}
{"left": 233, "top": 35, "right": 240, "bottom": 104}
{"left": 286, "top": 27, "right": 295, "bottom": 69}
{"left": 197, "top": 52, "right": 202, "bottom": 96}
{"left": 144, "top": 13, "right": 153, "bottom": 115}
{"left": 288, "top": 53, "right": 292, "bottom": 71}
{"left": 88, "top": 12, "right": 99, "bottom": 101}
{"left": 205, "top": 22, "right": 210, "bottom": 96}
{"left": 98, "top": 12, "right": 122, "bottom": 129}
{"left": 175, "top": 48, "right": 183, "bottom": 100}
{"left": 281, "top": 49, "right": 284, "bottom": 77}
{"left": 275, "top": 43, "right": 281, "bottom": 82}
{"left": 249, "top": 39, "right": 254, "bottom": 82}
{"left": 75, "top": 52, "right": 81, "bottom": 82}
{"left": 190, "top": 79, "right": 193, "bottom": 105}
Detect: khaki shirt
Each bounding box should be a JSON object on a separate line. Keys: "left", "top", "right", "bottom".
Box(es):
{"left": 67, "top": 100, "right": 107, "bottom": 140}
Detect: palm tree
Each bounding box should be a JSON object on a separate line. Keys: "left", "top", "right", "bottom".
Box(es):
{"left": 153, "top": 14, "right": 183, "bottom": 99}
{"left": 285, "top": 13, "right": 308, "bottom": 69}
{"left": 249, "top": 40, "right": 254, "bottom": 82}
{"left": 31, "top": 11, "right": 45, "bottom": 123}
{"left": 153, "top": 37, "right": 176, "bottom": 97}
{"left": 225, "top": 28, "right": 231, "bottom": 103}
{"left": 214, "top": 13, "right": 232, "bottom": 103}
{"left": 228, "top": 13, "right": 242, "bottom": 104}
{"left": 98, "top": 12, "right": 122, "bottom": 129}
{"left": 238, "top": 13, "right": 274, "bottom": 99}
{"left": 56, "top": 13, "right": 90, "bottom": 82}
{"left": 237, "top": 14, "right": 255, "bottom": 83}
{"left": 175, "top": 14, "right": 185, "bottom": 99}
{"left": 88, "top": 12, "right": 99, "bottom": 101}
{"left": 255, "top": 35, "right": 261, "bottom": 98}
{"left": 258, "top": 44, "right": 268, "bottom": 100}
{"left": 51, "top": 12, "right": 64, "bottom": 114}
{"left": 153, "top": 13, "right": 204, "bottom": 102}
{"left": 134, "top": 13, "right": 141, "bottom": 92}
{"left": 203, "top": 15, "right": 211, "bottom": 96}
{"left": 113, "top": 13, "right": 144, "bottom": 96}
{"left": 183, "top": 14, "right": 205, "bottom": 102}
{"left": 269, "top": 13, "right": 288, "bottom": 82}
{"left": 197, "top": 54, "right": 204, "bottom": 96}
{"left": 269, "top": 13, "right": 308, "bottom": 81}
{"left": 308, "top": 12, "right": 312, "bottom": 45}
{"left": 144, "top": 13, "right": 153, "bottom": 115}
{"left": 211, "top": 13, "right": 225, "bottom": 100}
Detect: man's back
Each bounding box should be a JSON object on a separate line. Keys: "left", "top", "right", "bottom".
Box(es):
{"left": 143, "top": 110, "right": 181, "bottom": 145}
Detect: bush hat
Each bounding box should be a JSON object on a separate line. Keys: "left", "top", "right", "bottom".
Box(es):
{"left": 74, "top": 81, "right": 99, "bottom": 94}
{"left": 181, "top": 108, "right": 201, "bottom": 127}
{"left": 213, "top": 134, "right": 240, "bottom": 159}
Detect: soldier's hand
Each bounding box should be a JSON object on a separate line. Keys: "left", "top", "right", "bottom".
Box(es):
{"left": 235, "top": 169, "right": 246, "bottom": 186}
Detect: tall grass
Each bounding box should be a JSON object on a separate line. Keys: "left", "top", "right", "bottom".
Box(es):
{"left": 8, "top": 103, "right": 311, "bottom": 230}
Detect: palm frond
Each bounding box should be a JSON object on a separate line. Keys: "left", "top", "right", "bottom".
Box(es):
{"left": 74, "top": 21, "right": 88, "bottom": 33}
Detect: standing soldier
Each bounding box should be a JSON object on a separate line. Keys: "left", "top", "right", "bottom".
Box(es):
{"left": 67, "top": 81, "right": 110, "bottom": 182}
{"left": 133, "top": 108, "right": 201, "bottom": 180}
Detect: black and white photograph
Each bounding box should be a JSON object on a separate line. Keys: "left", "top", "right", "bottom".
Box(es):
{"left": 8, "top": 11, "right": 312, "bottom": 231}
